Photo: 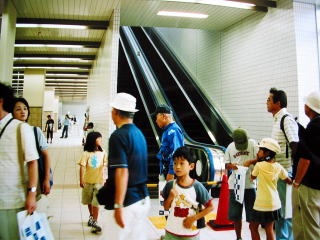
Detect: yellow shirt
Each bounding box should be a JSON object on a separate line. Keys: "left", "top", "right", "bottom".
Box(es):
{"left": 78, "top": 151, "right": 107, "bottom": 184}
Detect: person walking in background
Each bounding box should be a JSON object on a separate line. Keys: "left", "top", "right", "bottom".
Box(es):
{"left": 0, "top": 83, "right": 39, "bottom": 239}
{"left": 224, "top": 128, "right": 258, "bottom": 240}
{"left": 161, "top": 146, "right": 214, "bottom": 240}
{"left": 151, "top": 104, "right": 184, "bottom": 181}
{"left": 60, "top": 114, "right": 71, "bottom": 138}
{"left": 82, "top": 122, "right": 94, "bottom": 146}
{"left": 45, "top": 115, "right": 54, "bottom": 143}
{"left": 99, "top": 92, "right": 150, "bottom": 240}
{"left": 78, "top": 131, "right": 107, "bottom": 234}
{"left": 12, "top": 97, "right": 52, "bottom": 196}
{"left": 249, "top": 138, "right": 292, "bottom": 240}
{"left": 292, "top": 91, "right": 320, "bottom": 240}
{"left": 266, "top": 87, "right": 298, "bottom": 240}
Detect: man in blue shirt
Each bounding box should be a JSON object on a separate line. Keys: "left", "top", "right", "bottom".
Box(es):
{"left": 152, "top": 104, "right": 184, "bottom": 181}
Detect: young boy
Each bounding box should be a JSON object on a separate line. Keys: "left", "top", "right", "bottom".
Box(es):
{"left": 161, "top": 146, "right": 214, "bottom": 239}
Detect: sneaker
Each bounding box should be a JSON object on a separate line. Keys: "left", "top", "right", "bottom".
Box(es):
{"left": 91, "top": 221, "right": 102, "bottom": 234}
{"left": 87, "top": 216, "right": 94, "bottom": 227}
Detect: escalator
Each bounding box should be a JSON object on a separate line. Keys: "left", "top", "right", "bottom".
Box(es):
{"left": 130, "top": 27, "right": 233, "bottom": 147}
{"left": 117, "top": 26, "right": 227, "bottom": 197}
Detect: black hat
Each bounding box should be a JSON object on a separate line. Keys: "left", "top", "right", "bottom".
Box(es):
{"left": 151, "top": 104, "right": 172, "bottom": 117}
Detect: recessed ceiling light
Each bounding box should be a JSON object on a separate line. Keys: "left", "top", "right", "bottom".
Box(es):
{"left": 157, "top": 11, "right": 208, "bottom": 18}
{"left": 14, "top": 44, "right": 84, "bottom": 48}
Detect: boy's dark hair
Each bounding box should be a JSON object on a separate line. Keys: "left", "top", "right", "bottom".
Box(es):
{"left": 269, "top": 87, "right": 287, "bottom": 108}
{"left": 12, "top": 97, "right": 31, "bottom": 121}
{"left": 84, "top": 131, "right": 103, "bottom": 152}
{"left": 87, "top": 122, "right": 94, "bottom": 128}
{"left": 0, "top": 83, "right": 15, "bottom": 113}
{"left": 173, "top": 146, "right": 195, "bottom": 164}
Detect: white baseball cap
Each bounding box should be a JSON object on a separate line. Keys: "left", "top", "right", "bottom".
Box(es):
{"left": 110, "top": 92, "right": 139, "bottom": 112}
{"left": 304, "top": 91, "right": 320, "bottom": 114}
{"left": 258, "top": 138, "right": 281, "bottom": 154}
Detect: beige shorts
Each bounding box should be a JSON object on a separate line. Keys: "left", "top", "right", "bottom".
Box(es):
{"left": 82, "top": 183, "right": 101, "bottom": 207}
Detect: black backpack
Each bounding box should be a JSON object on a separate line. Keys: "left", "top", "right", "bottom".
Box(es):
{"left": 280, "top": 114, "right": 306, "bottom": 177}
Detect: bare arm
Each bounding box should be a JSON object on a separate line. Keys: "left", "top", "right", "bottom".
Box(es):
{"left": 114, "top": 168, "right": 128, "bottom": 228}
{"left": 79, "top": 165, "right": 85, "bottom": 188}
{"left": 293, "top": 157, "right": 310, "bottom": 188}
{"left": 41, "top": 149, "right": 51, "bottom": 195}
{"left": 26, "top": 160, "right": 38, "bottom": 214}
{"left": 183, "top": 200, "right": 214, "bottom": 229}
{"left": 163, "top": 188, "right": 178, "bottom": 210}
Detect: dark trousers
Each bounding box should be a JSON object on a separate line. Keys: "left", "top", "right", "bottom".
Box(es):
{"left": 61, "top": 125, "right": 68, "bottom": 138}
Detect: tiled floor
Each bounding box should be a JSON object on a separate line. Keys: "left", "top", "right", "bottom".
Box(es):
{"left": 43, "top": 126, "right": 265, "bottom": 240}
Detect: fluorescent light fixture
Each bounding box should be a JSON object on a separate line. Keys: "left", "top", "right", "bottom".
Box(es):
{"left": 46, "top": 73, "right": 86, "bottom": 77}
{"left": 15, "top": 44, "right": 84, "bottom": 48}
{"left": 14, "top": 57, "right": 91, "bottom": 62}
{"left": 16, "top": 23, "right": 87, "bottom": 29}
{"left": 162, "top": 0, "right": 255, "bottom": 9}
{"left": 13, "top": 66, "right": 89, "bottom": 70}
{"left": 157, "top": 11, "right": 208, "bottom": 18}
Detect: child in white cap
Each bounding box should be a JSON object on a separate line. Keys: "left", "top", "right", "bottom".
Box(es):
{"left": 245, "top": 138, "right": 292, "bottom": 240}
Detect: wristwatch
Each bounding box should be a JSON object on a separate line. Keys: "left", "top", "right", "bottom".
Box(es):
{"left": 27, "top": 187, "right": 37, "bottom": 192}
{"left": 114, "top": 203, "right": 123, "bottom": 209}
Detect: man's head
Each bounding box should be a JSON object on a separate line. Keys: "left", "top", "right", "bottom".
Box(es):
{"left": 110, "top": 93, "right": 138, "bottom": 124}
{"left": 232, "top": 128, "right": 248, "bottom": 151}
{"left": 304, "top": 91, "right": 320, "bottom": 118}
{"left": 0, "top": 83, "right": 14, "bottom": 115}
{"left": 267, "top": 87, "right": 287, "bottom": 115}
{"left": 151, "top": 104, "right": 173, "bottom": 129}
{"left": 172, "top": 146, "right": 195, "bottom": 176}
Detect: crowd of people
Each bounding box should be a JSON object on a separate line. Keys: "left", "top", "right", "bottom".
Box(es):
{"left": 1, "top": 81, "right": 319, "bottom": 240}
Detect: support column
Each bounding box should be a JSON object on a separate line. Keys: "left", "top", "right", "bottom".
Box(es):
{"left": 43, "top": 87, "right": 58, "bottom": 132}
{"left": 23, "top": 69, "right": 46, "bottom": 128}
{"left": 0, "top": 0, "right": 16, "bottom": 84}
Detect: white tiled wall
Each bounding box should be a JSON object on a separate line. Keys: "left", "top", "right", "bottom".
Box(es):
{"left": 156, "top": 0, "right": 319, "bottom": 142}
{"left": 87, "top": 7, "right": 120, "bottom": 149}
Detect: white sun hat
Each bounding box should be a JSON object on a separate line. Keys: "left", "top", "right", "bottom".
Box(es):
{"left": 258, "top": 138, "right": 281, "bottom": 154}
{"left": 110, "top": 92, "right": 139, "bottom": 112}
{"left": 304, "top": 91, "right": 320, "bottom": 114}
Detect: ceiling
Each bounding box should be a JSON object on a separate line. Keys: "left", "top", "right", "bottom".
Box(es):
{"left": 5, "top": 0, "right": 276, "bottom": 102}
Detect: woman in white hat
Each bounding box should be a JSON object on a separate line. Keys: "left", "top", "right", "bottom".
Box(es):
{"left": 248, "top": 138, "right": 292, "bottom": 240}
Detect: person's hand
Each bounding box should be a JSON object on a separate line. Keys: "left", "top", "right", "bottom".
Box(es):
{"left": 166, "top": 173, "right": 174, "bottom": 181}
{"left": 25, "top": 193, "right": 37, "bottom": 214}
{"left": 80, "top": 179, "right": 85, "bottom": 188}
{"left": 42, "top": 179, "right": 51, "bottom": 195}
{"left": 114, "top": 208, "right": 125, "bottom": 228}
{"left": 183, "top": 215, "right": 196, "bottom": 229}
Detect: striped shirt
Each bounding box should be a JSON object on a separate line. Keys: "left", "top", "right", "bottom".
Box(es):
{"left": 271, "top": 108, "right": 299, "bottom": 170}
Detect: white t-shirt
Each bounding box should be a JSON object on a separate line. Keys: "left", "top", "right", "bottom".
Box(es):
{"left": 224, "top": 139, "right": 258, "bottom": 189}
{"left": 0, "top": 114, "right": 39, "bottom": 209}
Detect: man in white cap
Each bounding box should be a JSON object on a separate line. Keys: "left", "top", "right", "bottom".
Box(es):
{"left": 99, "top": 92, "right": 150, "bottom": 240}
{"left": 224, "top": 128, "right": 258, "bottom": 240}
{"left": 266, "top": 87, "right": 299, "bottom": 240}
{"left": 292, "top": 91, "right": 320, "bottom": 240}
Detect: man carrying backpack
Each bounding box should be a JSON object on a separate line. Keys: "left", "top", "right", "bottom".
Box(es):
{"left": 266, "top": 88, "right": 299, "bottom": 240}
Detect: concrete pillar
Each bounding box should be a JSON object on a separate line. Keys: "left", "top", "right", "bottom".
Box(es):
{"left": 43, "top": 88, "right": 57, "bottom": 131}
{"left": 0, "top": 0, "right": 16, "bottom": 84}
{"left": 23, "top": 69, "right": 46, "bottom": 128}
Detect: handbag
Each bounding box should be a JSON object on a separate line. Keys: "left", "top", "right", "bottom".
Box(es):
{"left": 96, "top": 180, "right": 115, "bottom": 210}
{"left": 17, "top": 210, "right": 54, "bottom": 240}
{"left": 33, "top": 127, "right": 54, "bottom": 189}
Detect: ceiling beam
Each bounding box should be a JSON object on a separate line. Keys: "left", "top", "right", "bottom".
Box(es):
{"left": 16, "top": 18, "right": 108, "bottom": 30}
{"left": 14, "top": 53, "right": 96, "bottom": 60}
{"left": 13, "top": 63, "right": 91, "bottom": 68}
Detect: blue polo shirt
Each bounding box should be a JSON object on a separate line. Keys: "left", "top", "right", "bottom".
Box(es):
{"left": 157, "top": 122, "right": 184, "bottom": 175}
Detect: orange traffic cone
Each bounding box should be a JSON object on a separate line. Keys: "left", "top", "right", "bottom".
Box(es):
{"left": 208, "top": 174, "right": 234, "bottom": 231}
